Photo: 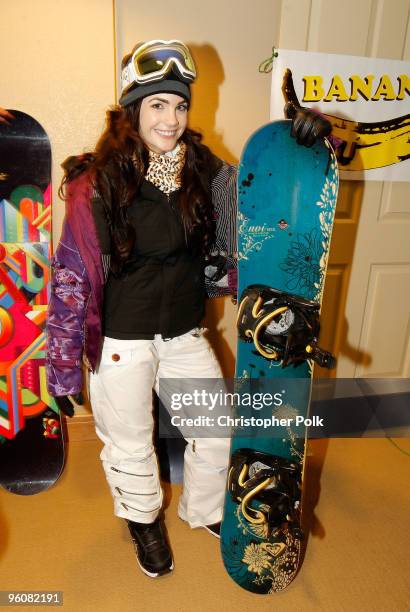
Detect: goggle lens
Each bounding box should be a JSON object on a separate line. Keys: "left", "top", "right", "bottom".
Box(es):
{"left": 134, "top": 46, "right": 196, "bottom": 80}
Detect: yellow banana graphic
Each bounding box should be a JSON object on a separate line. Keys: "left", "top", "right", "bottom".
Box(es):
{"left": 282, "top": 69, "right": 410, "bottom": 171}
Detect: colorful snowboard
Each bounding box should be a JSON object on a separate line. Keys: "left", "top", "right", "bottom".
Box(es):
{"left": 0, "top": 110, "right": 65, "bottom": 495}
{"left": 220, "top": 120, "right": 338, "bottom": 593}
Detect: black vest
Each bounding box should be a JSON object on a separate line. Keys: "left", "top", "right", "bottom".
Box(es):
{"left": 101, "top": 180, "right": 206, "bottom": 339}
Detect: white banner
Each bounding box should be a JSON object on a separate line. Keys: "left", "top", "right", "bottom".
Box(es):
{"left": 270, "top": 49, "right": 410, "bottom": 181}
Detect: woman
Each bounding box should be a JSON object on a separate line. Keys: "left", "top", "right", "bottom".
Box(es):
{"left": 46, "top": 39, "right": 330, "bottom": 579}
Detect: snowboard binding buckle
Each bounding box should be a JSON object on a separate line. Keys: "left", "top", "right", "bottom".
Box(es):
{"left": 236, "top": 284, "right": 336, "bottom": 369}
{"left": 228, "top": 449, "right": 304, "bottom": 540}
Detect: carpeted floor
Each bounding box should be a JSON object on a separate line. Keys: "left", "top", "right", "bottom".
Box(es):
{"left": 0, "top": 437, "right": 408, "bottom": 612}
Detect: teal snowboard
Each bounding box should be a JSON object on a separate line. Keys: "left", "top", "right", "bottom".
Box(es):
{"left": 220, "top": 120, "right": 338, "bottom": 593}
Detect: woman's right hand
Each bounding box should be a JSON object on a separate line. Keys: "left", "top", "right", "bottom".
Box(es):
{"left": 55, "top": 392, "right": 84, "bottom": 418}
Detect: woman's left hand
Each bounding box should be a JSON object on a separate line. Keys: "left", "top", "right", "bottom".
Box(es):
{"left": 284, "top": 102, "right": 331, "bottom": 148}
{"left": 55, "top": 392, "right": 84, "bottom": 418}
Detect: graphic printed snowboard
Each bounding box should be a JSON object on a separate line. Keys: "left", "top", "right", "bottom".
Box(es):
{"left": 220, "top": 120, "right": 338, "bottom": 593}
{"left": 0, "top": 110, "right": 65, "bottom": 495}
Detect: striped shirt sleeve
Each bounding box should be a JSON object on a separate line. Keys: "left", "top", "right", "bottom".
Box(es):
{"left": 205, "top": 161, "right": 238, "bottom": 297}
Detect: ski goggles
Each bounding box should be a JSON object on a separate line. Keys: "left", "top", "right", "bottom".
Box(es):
{"left": 121, "top": 40, "right": 197, "bottom": 95}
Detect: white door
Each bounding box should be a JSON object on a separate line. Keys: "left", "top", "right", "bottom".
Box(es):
{"left": 279, "top": 0, "right": 410, "bottom": 379}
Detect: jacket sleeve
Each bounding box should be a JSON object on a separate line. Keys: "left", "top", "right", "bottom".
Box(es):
{"left": 46, "top": 218, "right": 91, "bottom": 396}
{"left": 205, "top": 160, "right": 238, "bottom": 297}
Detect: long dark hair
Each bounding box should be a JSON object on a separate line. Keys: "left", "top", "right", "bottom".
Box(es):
{"left": 59, "top": 101, "right": 217, "bottom": 274}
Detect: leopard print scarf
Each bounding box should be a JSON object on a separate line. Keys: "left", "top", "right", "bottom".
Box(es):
{"left": 145, "top": 141, "right": 186, "bottom": 195}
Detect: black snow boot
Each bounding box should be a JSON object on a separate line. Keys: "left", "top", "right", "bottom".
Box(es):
{"left": 127, "top": 517, "right": 174, "bottom": 578}
{"left": 204, "top": 522, "right": 221, "bottom": 538}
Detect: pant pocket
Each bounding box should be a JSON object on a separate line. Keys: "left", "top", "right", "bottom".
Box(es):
{"left": 97, "top": 347, "right": 134, "bottom": 377}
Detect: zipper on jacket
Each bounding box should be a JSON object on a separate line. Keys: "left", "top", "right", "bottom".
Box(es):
{"left": 166, "top": 192, "right": 182, "bottom": 254}
{"left": 167, "top": 191, "right": 178, "bottom": 213}
{"left": 83, "top": 293, "right": 93, "bottom": 371}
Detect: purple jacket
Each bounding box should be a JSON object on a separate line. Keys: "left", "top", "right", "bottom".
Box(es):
{"left": 46, "top": 162, "right": 237, "bottom": 396}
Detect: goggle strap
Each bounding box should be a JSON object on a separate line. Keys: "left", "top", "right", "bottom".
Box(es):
{"left": 134, "top": 40, "right": 192, "bottom": 63}
{"left": 121, "top": 64, "right": 134, "bottom": 92}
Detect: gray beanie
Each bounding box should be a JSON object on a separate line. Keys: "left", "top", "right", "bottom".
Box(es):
{"left": 119, "top": 74, "right": 191, "bottom": 107}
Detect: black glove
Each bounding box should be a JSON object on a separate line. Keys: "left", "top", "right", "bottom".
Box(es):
{"left": 285, "top": 102, "right": 331, "bottom": 147}
{"left": 55, "top": 392, "right": 84, "bottom": 418}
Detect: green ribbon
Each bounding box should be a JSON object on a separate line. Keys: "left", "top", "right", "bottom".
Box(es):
{"left": 258, "top": 46, "right": 279, "bottom": 73}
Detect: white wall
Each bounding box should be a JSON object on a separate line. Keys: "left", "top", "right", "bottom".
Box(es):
{"left": 0, "top": 0, "right": 115, "bottom": 236}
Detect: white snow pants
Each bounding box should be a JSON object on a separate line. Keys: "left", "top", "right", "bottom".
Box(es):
{"left": 89, "top": 329, "right": 230, "bottom": 527}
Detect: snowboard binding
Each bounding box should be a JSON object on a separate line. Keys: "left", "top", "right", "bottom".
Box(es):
{"left": 237, "top": 284, "right": 336, "bottom": 368}
{"left": 228, "top": 449, "right": 303, "bottom": 539}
